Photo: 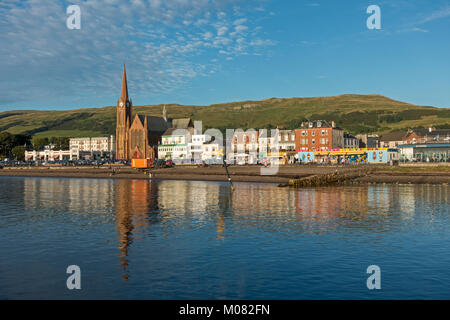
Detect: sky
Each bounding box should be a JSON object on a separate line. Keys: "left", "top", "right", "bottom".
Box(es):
{"left": 0, "top": 0, "right": 449, "bottom": 112}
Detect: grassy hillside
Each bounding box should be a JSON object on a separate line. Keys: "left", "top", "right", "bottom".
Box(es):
{"left": 0, "top": 94, "right": 449, "bottom": 139}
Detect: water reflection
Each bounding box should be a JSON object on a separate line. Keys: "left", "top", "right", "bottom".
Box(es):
{"left": 18, "top": 177, "right": 449, "bottom": 283}
{"left": 115, "top": 179, "right": 161, "bottom": 280}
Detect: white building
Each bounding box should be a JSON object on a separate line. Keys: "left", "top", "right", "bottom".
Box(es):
{"left": 69, "top": 136, "right": 115, "bottom": 153}
{"left": 188, "top": 134, "right": 208, "bottom": 163}
{"left": 69, "top": 136, "right": 115, "bottom": 160}
{"left": 228, "top": 130, "right": 259, "bottom": 165}
{"left": 158, "top": 128, "right": 194, "bottom": 161}
{"left": 202, "top": 138, "right": 223, "bottom": 164}
{"left": 25, "top": 144, "right": 78, "bottom": 161}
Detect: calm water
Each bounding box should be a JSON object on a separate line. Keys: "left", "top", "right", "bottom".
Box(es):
{"left": 0, "top": 176, "right": 449, "bottom": 299}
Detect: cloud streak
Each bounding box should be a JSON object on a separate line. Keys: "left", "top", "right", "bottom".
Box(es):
{"left": 0, "top": 0, "right": 275, "bottom": 107}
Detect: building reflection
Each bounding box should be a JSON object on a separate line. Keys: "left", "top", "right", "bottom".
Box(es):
{"left": 23, "top": 178, "right": 115, "bottom": 213}
{"left": 20, "top": 177, "right": 449, "bottom": 280}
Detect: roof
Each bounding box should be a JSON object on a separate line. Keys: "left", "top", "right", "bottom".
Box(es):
{"left": 380, "top": 131, "right": 407, "bottom": 142}
{"left": 171, "top": 118, "right": 193, "bottom": 129}
{"left": 135, "top": 115, "right": 171, "bottom": 133}
{"left": 121, "top": 64, "right": 128, "bottom": 101}
{"left": 300, "top": 120, "right": 340, "bottom": 129}
{"left": 398, "top": 143, "right": 450, "bottom": 148}
{"left": 162, "top": 127, "right": 194, "bottom": 136}
{"left": 407, "top": 128, "right": 450, "bottom": 137}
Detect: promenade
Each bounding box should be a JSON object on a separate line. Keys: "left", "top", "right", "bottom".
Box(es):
{"left": 1, "top": 165, "right": 449, "bottom": 185}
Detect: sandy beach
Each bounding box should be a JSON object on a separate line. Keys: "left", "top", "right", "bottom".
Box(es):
{"left": 1, "top": 165, "right": 449, "bottom": 185}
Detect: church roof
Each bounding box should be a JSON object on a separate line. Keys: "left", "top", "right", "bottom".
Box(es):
{"left": 135, "top": 115, "right": 170, "bottom": 133}
{"left": 121, "top": 64, "right": 129, "bottom": 101}
{"left": 172, "top": 118, "right": 193, "bottom": 129}
{"left": 134, "top": 115, "right": 194, "bottom": 135}
{"left": 162, "top": 127, "right": 194, "bottom": 136}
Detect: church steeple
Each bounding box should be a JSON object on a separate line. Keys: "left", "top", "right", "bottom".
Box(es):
{"left": 121, "top": 64, "right": 129, "bottom": 102}
{"left": 116, "top": 64, "right": 132, "bottom": 160}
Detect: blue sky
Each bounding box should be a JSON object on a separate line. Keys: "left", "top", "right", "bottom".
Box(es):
{"left": 0, "top": 0, "right": 449, "bottom": 112}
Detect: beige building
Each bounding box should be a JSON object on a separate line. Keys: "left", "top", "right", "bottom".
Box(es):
{"left": 278, "top": 129, "right": 296, "bottom": 151}
{"left": 229, "top": 130, "right": 259, "bottom": 164}
{"left": 380, "top": 131, "right": 407, "bottom": 148}
{"left": 69, "top": 136, "right": 115, "bottom": 153}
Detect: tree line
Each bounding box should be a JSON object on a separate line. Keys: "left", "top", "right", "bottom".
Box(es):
{"left": 0, "top": 131, "right": 69, "bottom": 160}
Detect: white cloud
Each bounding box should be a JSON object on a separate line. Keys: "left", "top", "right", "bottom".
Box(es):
{"left": 0, "top": 0, "right": 276, "bottom": 106}
{"left": 417, "top": 5, "right": 450, "bottom": 24}
{"left": 234, "top": 18, "right": 247, "bottom": 25}
{"left": 217, "top": 26, "right": 229, "bottom": 36}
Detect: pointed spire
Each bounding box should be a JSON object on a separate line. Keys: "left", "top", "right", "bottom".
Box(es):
{"left": 121, "top": 64, "right": 129, "bottom": 102}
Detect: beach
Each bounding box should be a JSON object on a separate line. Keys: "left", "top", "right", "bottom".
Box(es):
{"left": 1, "top": 164, "right": 449, "bottom": 185}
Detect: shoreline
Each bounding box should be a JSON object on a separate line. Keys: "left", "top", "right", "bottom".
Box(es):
{"left": 1, "top": 165, "right": 449, "bottom": 185}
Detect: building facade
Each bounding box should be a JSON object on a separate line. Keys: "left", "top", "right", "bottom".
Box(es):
{"left": 229, "top": 130, "right": 259, "bottom": 164}
{"left": 278, "top": 129, "right": 296, "bottom": 151}
{"left": 115, "top": 65, "right": 191, "bottom": 161}
{"left": 356, "top": 134, "right": 380, "bottom": 148}
{"left": 157, "top": 126, "right": 194, "bottom": 161}
{"left": 202, "top": 139, "right": 222, "bottom": 164}
{"left": 295, "top": 120, "right": 344, "bottom": 151}
{"left": 343, "top": 133, "right": 359, "bottom": 149}
{"left": 116, "top": 65, "right": 133, "bottom": 160}
{"left": 380, "top": 131, "right": 406, "bottom": 148}
{"left": 398, "top": 143, "right": 450, "bottom": 162}
{"left": 69, "top": 136, "right": 115, "bottom": 153}
{"left": 403, "top": 127, "right": 450, "bottom": 145}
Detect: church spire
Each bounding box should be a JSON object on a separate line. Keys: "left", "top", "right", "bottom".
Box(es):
{"left": 121, "top": 64, "right": 129, "bottom": 102}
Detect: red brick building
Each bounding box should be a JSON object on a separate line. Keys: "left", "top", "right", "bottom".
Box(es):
{"left": 295, "top": 120, "right": 344, "bottom": 151}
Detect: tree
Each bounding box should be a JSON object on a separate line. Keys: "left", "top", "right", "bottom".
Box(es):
{"left": 0, "top": 132, "right": 16, "bottom": 158}
{"left": 11, "top": 146, "right": 25, "bottom": 161}
{"left": 0, "top": 132, "right": 31, "bottom": 159}
{"left": 33, "top": 137, "right": 49, "bottom": 151}
{"left": 50, "top": 137, "right": 70, "bottom": 150}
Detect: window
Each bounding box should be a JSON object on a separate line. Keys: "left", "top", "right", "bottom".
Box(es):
{"left": 312, "top": 131, "right": 315, "bottom": 136}
{"left": 312, "top": 139, "right": 315, "bottom": 144}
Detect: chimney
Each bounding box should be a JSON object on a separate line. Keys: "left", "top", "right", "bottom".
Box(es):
{"left": 163, "top": 104, "right": 168, "bottom": 122}
{"left": 331, "top": 121, "right": 336, "bottom": 128}
{"left": 429, "top": 126, "right": 433, "bottom": 133}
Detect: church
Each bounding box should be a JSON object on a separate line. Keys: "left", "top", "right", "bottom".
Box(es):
{"left": 115, "top": 65, "right": 193, "bottom": 160}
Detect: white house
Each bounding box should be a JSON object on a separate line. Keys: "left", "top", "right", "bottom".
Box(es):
{"left": 158, "top": 127, "right": 194, "bottom": 161}
{"left": 202, "top": 138, "right": 223, "bottom": 164}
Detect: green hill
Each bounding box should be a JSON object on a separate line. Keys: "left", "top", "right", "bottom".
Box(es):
{"left": 0, "top": 94, "right": 449, "bottom": 140}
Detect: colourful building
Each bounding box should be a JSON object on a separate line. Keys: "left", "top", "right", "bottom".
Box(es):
{"left": 298, "top": 148, "right": 396, "bottom": 164}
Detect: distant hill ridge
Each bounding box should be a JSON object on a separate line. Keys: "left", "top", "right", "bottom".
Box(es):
{"left": 0, "top": 94, "right": 449, "bottom": 139}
